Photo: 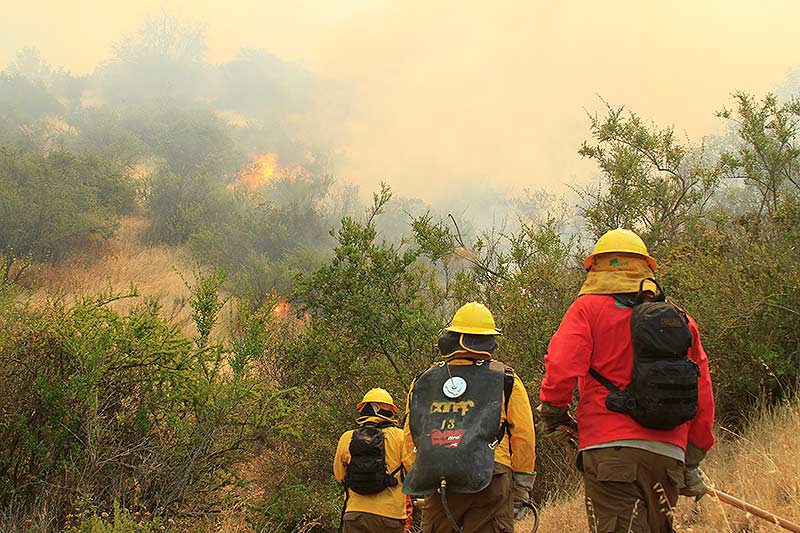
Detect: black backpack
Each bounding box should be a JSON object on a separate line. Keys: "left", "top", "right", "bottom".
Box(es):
{"left": 344, "top": 422, "right": 402, "bottom": 495}
{"left": 589, "top": 278, "right": 699, "bottom": 430}
{"left": 402, "top": 360, "right": 515, "bottom": 496}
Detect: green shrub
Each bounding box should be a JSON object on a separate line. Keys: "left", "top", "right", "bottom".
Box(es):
{"left": 146, "top": 172, "right": 233, "bottom": 245}
{"left": 0, "top": 147, "right": 135, "bottom": 269}
{"left": 68, "top": 502, "right": 163, "bottom": 533}
{"left": 252, "top": 187, "right": 442, "bottom": 528}
{"left": 0, "top": 271, "right": 288, "bottom": 529}
{"left": 0, "top": 73, "right": 62, "bottom": 125}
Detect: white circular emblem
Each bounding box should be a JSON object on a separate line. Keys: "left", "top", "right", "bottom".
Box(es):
{"left": 443, "top": 377, "right": 467, "bottom": 398}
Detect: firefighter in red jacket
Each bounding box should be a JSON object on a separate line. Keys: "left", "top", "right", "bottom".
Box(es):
{"left": 538, "top": 229, "right": 715, "bottom": 533}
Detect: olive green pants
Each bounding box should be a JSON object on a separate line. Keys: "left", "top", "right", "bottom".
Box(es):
{"left": 343, "top": 511, "right": 406, "bottom": 533}
{"left": 579, "top": 447, "right": 684, "bottom": 533}
{"left": 420, "top": 463, "right": 514, "bottom": 533}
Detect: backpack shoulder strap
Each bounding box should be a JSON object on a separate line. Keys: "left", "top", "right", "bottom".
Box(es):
{"left": 495, "top": 364, "right": 515, "bottom": 445}
{"left": 611, "top": 292, "right": 638, "bottom": 308}
{"left": 389, "top": 463, "right": 405, "bottom": 481}
{"left": 383, "top": 425, "right": 405, "bottom": 481}
{"left": 589, "top": 367, "right": 621, "bottom": 393}
{"left": 669, "top": 298, "right": 689, "bottom": 317}
{"left": 596, "top": 291, "right": 641, "bottom": 390}
{"left": 503, "top": 365, "right": 514, "bottom": 413}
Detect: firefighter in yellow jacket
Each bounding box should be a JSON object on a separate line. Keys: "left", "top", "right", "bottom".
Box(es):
{"left": 334, "top": 388, "right": 413, "bottom": 533}
{"left": 403, "top": 302, "right": 536, "bottom": 533}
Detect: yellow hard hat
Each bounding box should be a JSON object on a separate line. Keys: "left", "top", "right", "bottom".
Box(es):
{"left": 445, "top": 302, "right": 500, "bottom": 335}
{"left": 583, "top": 228, "right": 657, "bottom": 271}
{"left": 356, "top": 388, "right": 398, "bottom": 414}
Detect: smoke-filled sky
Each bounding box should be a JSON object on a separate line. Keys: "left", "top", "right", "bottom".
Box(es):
{"left": 3, "top": 1, "right": 800, "bottom": 197}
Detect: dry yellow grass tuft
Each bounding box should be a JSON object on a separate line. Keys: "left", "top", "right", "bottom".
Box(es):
{"left": 516, "top": 487, "right": 586, "bottom": 532}
{"left": 525, "top": 398, "right": 800, "bottom": 532}
{"left": 25, "top": 216, "right": 235, "bottom": 338}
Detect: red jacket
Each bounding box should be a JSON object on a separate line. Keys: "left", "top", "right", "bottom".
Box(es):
{"left": 539, "top": 294, "right": 715, "bottom": 453}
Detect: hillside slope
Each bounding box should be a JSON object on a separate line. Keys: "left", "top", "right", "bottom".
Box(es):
{"left": 13, "top": 219, "right": 800, "bottom": 532}
{"left": 24, "top": 216, "right": 233, "bottom": 338}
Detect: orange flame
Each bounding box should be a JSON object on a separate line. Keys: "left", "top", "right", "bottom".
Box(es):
{"left": 230, "top": 153, "right": 277, "bottom": 193}
{"left": 273, "top": 300, "right": 291, "bottom": 318}
{"left": 229, "top": 152, "right": 314, "bottom": 195}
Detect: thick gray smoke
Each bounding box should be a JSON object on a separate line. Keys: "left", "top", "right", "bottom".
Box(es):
{"left": 0, "top": 16, "right": 342, "bottom": 172}
{"left": 0, "top": 14, "right": 583, "bottom": 245}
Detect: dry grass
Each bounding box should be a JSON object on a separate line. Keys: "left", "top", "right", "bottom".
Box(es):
{"left": 24, "top": 216, "right": 236, "bottom": 338}
{"left": 526, "top": 397, "right": 800, "bottom": 532}
{"left": 516, "top": 487, "right": 586, "bottom": 532}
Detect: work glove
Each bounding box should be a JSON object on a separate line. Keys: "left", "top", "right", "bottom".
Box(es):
{"left": 536, "top": 403, "right": 578, "bottom": 445}
{"left": 680, "top": 465, "right": 709, "bottom": 499}
{"left": 680, "top": 444, "right": 708, "bottom": 500}
{"left": 512, "top": 473, "right": 536, "bottom": 520}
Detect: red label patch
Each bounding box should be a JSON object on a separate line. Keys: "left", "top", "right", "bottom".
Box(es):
{"left": 431, "top": 429, "right": 465, "bottom": 448}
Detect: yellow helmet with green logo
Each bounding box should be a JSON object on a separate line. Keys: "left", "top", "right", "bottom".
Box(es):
{"left": 445, "top": 302, "right": 500, "bottom": 335}
{"left": 583, "top": 228, "right": 657, "bottom": 271}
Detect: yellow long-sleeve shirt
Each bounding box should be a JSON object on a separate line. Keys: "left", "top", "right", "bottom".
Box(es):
{"left": 333, "top": 416, "right": 414, "bottom": 519}
{"left": 403, "top": 356, "right": 536, "bottom": 475}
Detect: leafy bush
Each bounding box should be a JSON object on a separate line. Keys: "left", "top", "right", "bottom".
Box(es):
{"left": 576, "top": 100, "right": 721, "bottom": 251}
{"left": 122, "top": 106, "right": 240, "bottom": 177}
{"left": 0, "top": 270, "right": 288, "bottom": 530}
{"left": 148, "top": 167, "right": 335, "bottom": 310}
{"left": 0, "top": 72, "right": 62, "bottom": 125}
{"left": 0, "top": 148, "right": 135, "bottom": 273}
{"left": 146, "top": 172, "right": 235, "bottom": 245}
{"left": 660, "top": 207, "right": 800, "bottom": 422}
{"left": 251, "top": 187, "right": 442, "bottom": 527}
{"left": 67, "top": 108, "right": 146, "bottom": 168}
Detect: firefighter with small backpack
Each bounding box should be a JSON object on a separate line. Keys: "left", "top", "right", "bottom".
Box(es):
{"left": 334, "top": 388, "right": 413, "bottom": 533}
{"left": 403, "top": 302, "right": 536, "bottom": 533}
{"left": 538, "top": 228, "right": 715, "bottom": 533}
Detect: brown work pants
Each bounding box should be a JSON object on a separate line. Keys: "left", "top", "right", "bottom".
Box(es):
{"left": 343, "top": 511, "right": 406, "bottom": 533}
{"left": 420, "top": 463, "right": 514, "bottom": 533}
{"left": 579, "top": 447, "right": 684, "bottom": 533}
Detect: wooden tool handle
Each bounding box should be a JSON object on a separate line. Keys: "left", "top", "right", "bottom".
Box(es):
{"left": 709, "top": 489, "right": 800, "bottom": 533}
